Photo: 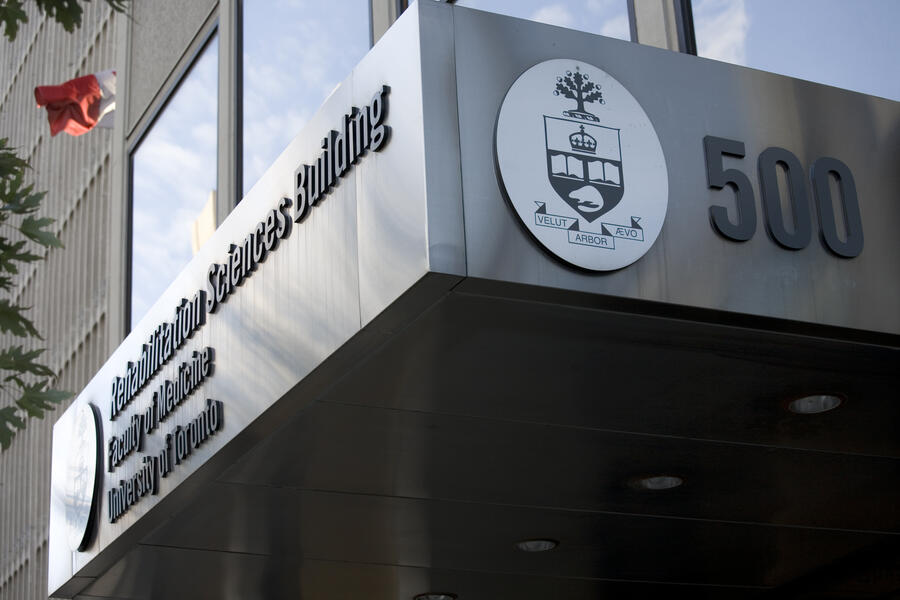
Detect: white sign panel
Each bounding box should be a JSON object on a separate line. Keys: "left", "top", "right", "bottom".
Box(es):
{"left": 495, "top": 59, "right": 668, "bottom": 271}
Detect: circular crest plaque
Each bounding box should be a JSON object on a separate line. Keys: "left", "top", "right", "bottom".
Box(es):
{"left": 495, "top": 59, "right": 668, "bottom": 271}
{"left": 65, "top": 402, "right": 102, "bottom": 551}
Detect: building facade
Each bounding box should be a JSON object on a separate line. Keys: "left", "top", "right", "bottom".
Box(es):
{"left": 1, "top": 1, "right": 898, "bottom": 599}
{"left": 0, "top": 4, "right": 118, "bottom": 598}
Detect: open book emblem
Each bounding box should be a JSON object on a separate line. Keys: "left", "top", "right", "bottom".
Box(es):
{"left": 544, "top": 118, "right": 623, "bottom": 222}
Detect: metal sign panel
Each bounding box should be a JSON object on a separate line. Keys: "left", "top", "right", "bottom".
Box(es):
{"left": 453, "top": 7, "right": 900, "bottom": 334}
{"left": 49, "top": 3, "right": 900, "bottom": 597}
{"left": 49, "top": 12, "right": 439, "bottom": 596}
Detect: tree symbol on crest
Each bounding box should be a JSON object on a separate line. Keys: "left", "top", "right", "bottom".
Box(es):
{"left": 554, "top": 66, "right": 604, "bottom": 122}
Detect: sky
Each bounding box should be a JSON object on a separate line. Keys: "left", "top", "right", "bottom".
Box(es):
{"left": 128, "top": 0, "right": 898, "bottom": 328}
{"left": 131, "top": 37, "right": 218, "bottom": 328}
{"left": 453, "top": 0, "right": 899, "bottom": 101}
{"left": 242, "top": 0, "right": 369, "bottom": 197}
{"left": 693, "top": 0, "right": 900, "bottom": 101}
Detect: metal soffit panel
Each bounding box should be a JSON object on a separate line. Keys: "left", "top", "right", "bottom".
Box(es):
{"left": 78, "top": 287, "right": 900, "bottom": 599}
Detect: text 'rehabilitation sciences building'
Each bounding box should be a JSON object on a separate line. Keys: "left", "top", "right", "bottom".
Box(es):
{"left": 2, "top": 1, "right": 899, "bottom": 599}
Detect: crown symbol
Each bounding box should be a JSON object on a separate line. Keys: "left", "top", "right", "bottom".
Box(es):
{"left": 569, "top": 125, "right": 597, "bottom": 154}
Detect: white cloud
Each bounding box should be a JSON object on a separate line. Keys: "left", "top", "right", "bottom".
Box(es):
{"left": 600, "top": 13, "right": 629, "bottom": 40}
{"left": 585, "top": 0, "right": 618, "bottom": 15}
{"left": 129, "top": 40, "right": 219, "bottom": 324}
{"left": 241, "top": 1, "right": 369, "bottom": 193}
{"left": 531, "top": 4, "right": 575, "bottom": 28}
{"left": 243, "top": 106, "right": 310, "bottom": 192}
{"left": 694, "top": 0, "right": 749, "bottom": 65}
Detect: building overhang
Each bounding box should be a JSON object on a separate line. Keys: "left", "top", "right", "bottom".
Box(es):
{"left": 49, "top": 3, "right": 900, "bottom": 598}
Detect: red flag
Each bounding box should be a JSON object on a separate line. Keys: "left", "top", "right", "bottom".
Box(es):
{"left": 34, "top": 70, "right": 116, "bottom": 137}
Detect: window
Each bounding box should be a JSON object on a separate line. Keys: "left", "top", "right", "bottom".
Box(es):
{"left": 130, "top": 35, "right": 219, "bottom": 330}
{"left": 242, "top": 0, "right": 370, "bottom": 196}
{"left": 451, "top": 0, "right": 630, "bottom": 41}
{"left": 694, "top": 0, "right": 900, "bottom": 101}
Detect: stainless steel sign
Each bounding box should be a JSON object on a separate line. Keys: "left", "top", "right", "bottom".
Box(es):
{"left": 55, "top": 84, "right": 392, "bottom": 542}
{"left": 495, "top": 59, "right": 668, "bottom": 271}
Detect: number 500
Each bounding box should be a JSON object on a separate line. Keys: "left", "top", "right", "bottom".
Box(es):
{"left": 703, "top": 136, "right": 863, "bottom": 258}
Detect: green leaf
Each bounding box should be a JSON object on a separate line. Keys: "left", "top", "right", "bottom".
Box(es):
{"left": 0, "top": 346, "right": 54, "bottom": 379}
{"left": 34, "top": 0, "right": 83, "bottom": 33}
{"left": 0, "top": 171, "right": 46, "bottom": 214}
{"left": 0, "top": 1, "right": 27, "bottom": 42}
{"left": 16, "top": 381, "right": 71, "bottom": 418}
{"left": 0, "top": 138, "right": 29, "bottom": 178}
{"left": 0, "top": 238, "right": 43, "bottom": 274}
{"left": 0, "top": 276, "right": 11, "bottom": 291}
{"left": 0, "top": 299, "right": 41, "bottom": 338}
{"left": 0, "top": 405, "right": 26, "bottom": 450}
{"left": 19, "top": 215, "right": 63, "bottom": 248}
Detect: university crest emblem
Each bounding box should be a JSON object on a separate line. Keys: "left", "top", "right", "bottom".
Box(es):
{"left": 495, "top": 59, "right": 668, "bottom": 271}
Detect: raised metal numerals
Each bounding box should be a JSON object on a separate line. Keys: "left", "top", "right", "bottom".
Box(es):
{"left": 704, "top": 136, "right": 756, "bottom": 242}
{"left": 703, "top": 136, "right": 863, "bottom": 258}
{"left": 811, "top": 157, "right": 864, "bottom": 258}
{"left": 758, "top": 146, "right": 811, "bottom": 250}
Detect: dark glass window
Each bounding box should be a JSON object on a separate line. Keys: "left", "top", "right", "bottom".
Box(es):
{"left": 694, "top": 0, "right": 899, "bottom": 101}
{"left": 451, "top": 0, "right": 630, "bottom": 40}
{"left": 242, "top": 0, "right": 370, "bottom": 196}
{"left": 130, "top": 36, "right": 219, "bottom": 329}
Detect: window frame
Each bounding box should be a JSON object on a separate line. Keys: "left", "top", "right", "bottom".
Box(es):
{"left": 125, "top": 24, "right": 220, "bottom": 333}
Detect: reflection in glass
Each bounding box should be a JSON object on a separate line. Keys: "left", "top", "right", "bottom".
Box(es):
{"left": 452, "top": 0, "right": 630, "bottom": 40}
{"left": 242, "top": 0, "right": 369, "bottom": 196}
{"left": 131, "top": 36, "right": 218, "bottom": 330}
{"left": 694, "top": 0, "right": 899, "bottom": 101}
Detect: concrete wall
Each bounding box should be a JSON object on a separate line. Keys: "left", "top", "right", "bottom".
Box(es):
{"left": 126, "top": 0, "right": 217, "bottom": 136}
{"left": 0, "top": 3, "right": 121, "bottom": 599}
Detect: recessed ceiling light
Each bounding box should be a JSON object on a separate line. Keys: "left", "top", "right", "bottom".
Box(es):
{"left": 630, "top": 475, "right": 683, "bottom": 490}
{"left": 515, "top": 538, "right": 558, "bottom": 552}
{"left": 414, "top": 594, "right": 456, "bottom": 600}
{"left": 788, "top": 394, "right": 843, "bottom": 414}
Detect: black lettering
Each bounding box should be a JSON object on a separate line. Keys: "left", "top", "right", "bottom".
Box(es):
{"left": 253, "top": 221, "right": 268, "bottom": 263}
{"left": 243, "top": 232, "right": 255, "bottom": 275}
{"left": 276, "top": 197, "right": 292, "bottom": 239}
{"left": 308, "top": 156, "right": 320, "bottom": 206}
{"left": 316, "top": 152, "right": 325, "bottom": 199}
{"left": 230, "top": 244, "right": 243, "bottom": 288}
{"left": 335, "top": 117, "right": 349, "bottom": 177}
{"left": 704, "top": 135, "right": 756, "bottom": 242}
{"left": 172, "top": 301, "right": 183, "bottom": 349}
{"left": 111, "top": 377, "right": 120, "bottom": 420}
{"left": 811, "top": 156, "right": 864, "bottom": 258}
{"left": 265, "top": 210, "right": 278, "bottom": 251}
{"left": 128, "top": 362, "right": 138, "bottom": 399}
{"left": 138, "top": 345, "right": 149, "bottom": 388}
{"left": 116, "top": 376, "right": 125, "bottom": 413}
{"left": 758, "top": 147, "right": 811, "bottom": 250}
{"left": 210, "top": 399, "right": 222, "bottom": 431}
{"left": 163, "top": 324, "right": 173, "bottom": 361}
{"left": 370, "top": 85, "right": 390, "bottom": 151}
{"left": 294, "top": 164, "right": 309, "bottom": 222}
{"left": 202, "top": 347, "right": 213, "bottom": 377}
{"left": 324, "top": 131, "right": 335, "bottom": 191}
{"left": 353, "top": 106, "right": 370, "bottom": 159}
{"left": 181, "top": 298, "right": 193, "bottom": 339}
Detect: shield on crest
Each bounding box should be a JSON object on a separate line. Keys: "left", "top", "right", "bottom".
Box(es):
{"left": 544, "top": 115, "right": 624, "bottom": 222}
